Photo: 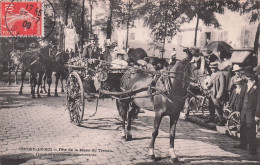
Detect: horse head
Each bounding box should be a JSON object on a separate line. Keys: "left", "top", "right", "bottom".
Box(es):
{"left": 55, "top": 51, "right": 70, "bottom": 64}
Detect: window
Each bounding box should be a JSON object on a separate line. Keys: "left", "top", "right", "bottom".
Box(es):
{"left": 130, "top": 33, "right": 135, "bottom": 40}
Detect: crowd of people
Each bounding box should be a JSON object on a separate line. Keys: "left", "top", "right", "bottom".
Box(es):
{"left": 67, "top": 34, "right": 259, "bottom": 155}
{"left": 181, "top": 46, "right": 259, "bottom": 155}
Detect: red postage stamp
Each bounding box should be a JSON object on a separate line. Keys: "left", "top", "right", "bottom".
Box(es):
{"left": 1, "top": 1, "right": 43, "bottom": 37}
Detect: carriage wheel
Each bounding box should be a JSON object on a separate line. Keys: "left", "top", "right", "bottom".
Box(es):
{"left": 66, "top": 72, "right": 85, "bottom": 126}
{"left": 223, "top": 108, "right": 231, "bottom": 120}
{"left": 189, "top": 95, "right": 209, "bottom": 117}
{"left": 227, "top": 111, "right": 240, "bottom": 137}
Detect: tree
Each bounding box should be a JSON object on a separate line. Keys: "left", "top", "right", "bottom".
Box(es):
{"left": 139, "top": 0, "right": 188, "bottom": 57}
{"left": 240, "top": 0, "right": 260, "bottom": 23}
{"left": 178, "top": 0, "right": 228, "bottom": 46}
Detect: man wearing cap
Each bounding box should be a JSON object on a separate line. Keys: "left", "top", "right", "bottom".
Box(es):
{"left": 190, "top": 47, "right": 206, "bottom": 75}
{"left": 227, "top": 77, "right": 244, "bottom": 112}
{"left": 205, "top": 61, "right": 226, "bottom": 126}
{"left": 82, "top": 34, "right": 102, "bottom": 60}
{"left": 229, "top": 64, "right": 244, "bottom": 91}
{"left": 234, "top": 66, "right": 258, "bottom": 155}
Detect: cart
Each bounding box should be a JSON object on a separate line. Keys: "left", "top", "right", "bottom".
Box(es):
{"left": 65, "top": 57, "right": 160, "bottom": 126}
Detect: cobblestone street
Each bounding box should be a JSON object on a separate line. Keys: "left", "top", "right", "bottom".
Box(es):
{"left": 0, "top": 84, "right": 260, "bottom": 165}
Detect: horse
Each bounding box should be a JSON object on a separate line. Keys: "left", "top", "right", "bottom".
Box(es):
{"left": 53, "top": 51, "right": 70, "bottom": 96}
{"left": 39, "top": 51, "right": 69, "bottom": 97}
{"left": 116, "top": 51, "right": 193, "bottom": 163}
{"left": 18, "top": 45, "right": 53, "bottom": 98}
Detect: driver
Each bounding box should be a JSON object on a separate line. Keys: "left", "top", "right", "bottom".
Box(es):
{"left": 82, "top": 34, "right": 102, "bottom": 60}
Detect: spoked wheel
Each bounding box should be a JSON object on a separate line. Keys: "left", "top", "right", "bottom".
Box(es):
{"left": 66, "top": 72, "right": 85, "bottom": 126}
{"left": 227, "top": 111, "right": 240, "bottom": 137}
{"left": 223, "top": 108, "right": 232, "bottom": 119}
{"left": 189, "top": 95, "right": 209, "bottom": 117}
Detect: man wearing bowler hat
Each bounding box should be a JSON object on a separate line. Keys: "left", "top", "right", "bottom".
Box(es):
{"left": 205, "top": 62, "right": 226, "bottom": 126}
{"left": 82, "top": 34, "right": 102, "bottom": 60}
{"left": 233, "top": 66, "right": 258, "bottom": 155}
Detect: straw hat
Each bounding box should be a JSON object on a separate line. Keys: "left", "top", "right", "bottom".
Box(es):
{"left": 232, "top": 64, "right": 241, "bottom": 72}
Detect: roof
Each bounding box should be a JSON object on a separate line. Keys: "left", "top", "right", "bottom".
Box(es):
{"left": 230, "top": 51, "right": 251, "bottom": 64}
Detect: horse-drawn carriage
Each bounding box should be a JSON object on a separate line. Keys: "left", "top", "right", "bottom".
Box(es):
{"left": 65, "top": 52, "right": 194, "bottom": 162}
{"left": 65, "top": 57, "right": 128, "bottom": 125}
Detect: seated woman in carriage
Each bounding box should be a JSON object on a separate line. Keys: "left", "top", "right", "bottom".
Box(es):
{"left": 111, "top": 49, "right": 128, "bottom": 69}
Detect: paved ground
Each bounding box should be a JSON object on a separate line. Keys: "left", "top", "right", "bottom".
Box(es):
{"left": 0, "top": 82, "right": 260, "bottom": 164}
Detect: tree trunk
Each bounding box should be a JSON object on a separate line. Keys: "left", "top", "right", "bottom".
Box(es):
{"left": 194, "top": 14, "right": 199, "bottom": 46}
{"left": 162, "top": 0, "right": 169, "bottom": 58}
{"left": 81, "top": 0, "right": 85, "bottom": 52}
{"left": 90, "top": 4, "right": 93, "bottom": 34}
{"left": 125, "top": 0, "right": 131, "bottom": 51}
{"left": 106, "top": 1, "right": 112, "bottom": 39}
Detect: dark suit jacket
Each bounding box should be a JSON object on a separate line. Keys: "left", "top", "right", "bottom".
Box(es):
{"left": 82, "top": 45, "right": 102, "bottom": 59}
{"left": 240, "top": 83, "right": 258, "bottom": 124}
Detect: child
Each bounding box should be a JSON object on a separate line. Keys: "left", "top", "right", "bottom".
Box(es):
{"left": 227, "top": 78, "right": 244, "bottom": 112}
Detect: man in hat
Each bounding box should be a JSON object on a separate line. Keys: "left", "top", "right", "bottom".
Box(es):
{"left": 206, "top": 50, "right": 218, "bottom": 63}
{"left": 190, "top": 47, "right": 206, "bottom": 75}
{"left": 227, "top": 77, "right": 244, "bottom": 112}
{"left": 82, "top": 34, "right": 102, "bottom": 60}
{"left": 229, "top": 64, "right": 243, "bottom": 91}
{"left": 205, "top": 62, "right": 226, "bottom": 126}
{"left": 234, "top": 66, "right": 258, "bottom": 155}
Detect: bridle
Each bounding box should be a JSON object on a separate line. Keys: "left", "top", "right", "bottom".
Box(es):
{"left": 161, "top": 58, "right": 192, "bottom": 100}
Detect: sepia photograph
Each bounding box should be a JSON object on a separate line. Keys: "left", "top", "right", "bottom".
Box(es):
{"left": 0, "top": 0, "right": 260, "bottom": 164}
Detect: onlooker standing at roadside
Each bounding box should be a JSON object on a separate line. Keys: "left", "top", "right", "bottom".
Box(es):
{"left": 234, "top": 66, "right": 258, "bottom": 155}
{"left": 205, "top": 62, "right": 226, "bottom": 126}
{"left": 227, "top": 78, "right": 244, "bottom": 112}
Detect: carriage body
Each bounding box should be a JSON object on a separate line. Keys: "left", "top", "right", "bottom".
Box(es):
{"left": 65, "top": 57, "right": 127, "bottom": 125}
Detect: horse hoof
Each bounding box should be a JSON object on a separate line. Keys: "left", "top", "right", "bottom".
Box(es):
{"left": 32, "top": 95, "right": 36, "bottom": 99}
{"left": 171, "top": 158, "right": 179, "bottom": 163}
{"left": 47, "top": 94, "right": 51, "bottom": 97}
{"left": 149, "top": 155, "right": 155, "bottom": 160}
{"left": 126, "top": 135, "right": 132, "bottom": 141}
{"left": 54, "top": 93, "right": 59, "bottom": 97}
{"left": 61, "top": 89, "right": 64, "bottom": 93}
{"left": 37, "top": 95, "right": 41, "bottom": 98}
{"left": 19, "top": 91, "right": 22, "bottom": 95}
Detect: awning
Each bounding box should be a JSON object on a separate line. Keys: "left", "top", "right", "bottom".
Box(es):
{"left": 230, "top": 51, "right": 251, "bottom": 64}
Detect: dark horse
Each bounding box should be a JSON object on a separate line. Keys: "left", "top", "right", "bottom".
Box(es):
{"left": 40, "top": 51, "right": 69, "bottom": 97}
{"left": 18, "top": 45, "right": 53, "bottom": 98}
{"left": 117, "top": 52, "right": 193, "bottom": 162}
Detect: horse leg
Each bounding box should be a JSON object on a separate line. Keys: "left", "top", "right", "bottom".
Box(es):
{"left": 54, "top": 74, "right": 60, "bottom": 97}
{"left": 148, "top": 113, "right": 162, "bottom": 160}
{"left": 31, "top": 74, "right": 36, "bottom": 99}
{"left": 61, "top": 77, "right": 64, "bottom": 93}
{"left": 37, "top": 73, "right": 43, "bottom": 98}
{"left": 43, "top": 74, "right": 47, "bottom": 93}
{"left": 116, "top": 100, "right": 128, "bottom": 139}
{"left": 169, "top": 115, "right": 179, "bottom": 163}
{"left": 46, "top": 73, "right": 52, "bottom": 97}
{"left": 19, "top": 70, "right": 26, "bottom": 95}
{"left": 126, "top": 103, "right": 139, "bottom": 141}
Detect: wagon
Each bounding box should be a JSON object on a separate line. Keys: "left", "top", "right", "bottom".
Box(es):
{"left": 65, "top": 57, "right": 156, "bottom": 126}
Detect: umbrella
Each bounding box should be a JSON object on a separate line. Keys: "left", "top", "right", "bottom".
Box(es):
{"left": 206, "top": 41, "right": 232, "bottom": 52}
